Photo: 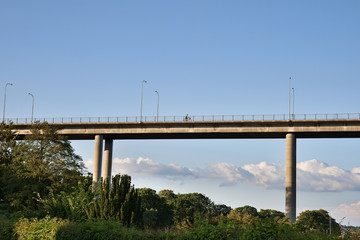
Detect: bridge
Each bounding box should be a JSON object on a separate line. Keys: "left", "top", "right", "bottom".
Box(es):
{"left": 7, "top": 112, "right": 360, "bottom": 222}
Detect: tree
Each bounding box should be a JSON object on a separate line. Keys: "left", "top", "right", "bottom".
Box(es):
{"left": 213, "top": 204, "right": 232, "bottom": 216}
{"left": 235, "top": 205, "right": 259, "bottom": 217}
{"left": 19, "top": 122, "right": 85, "bottom": 193}
{"left": 37, "top": 174, "right": 94, "bottom": 221}
{"left": 0, "top": 122, "right": 19, "bottom": 209}
{"left": 137, "top": 188, "right": 173, "bottom": 229}
{"left": 87, "top": 174, "right": 142, "bottom": 227}
{"left": 0, "top": 122, "right": 86, "bottom": 212}
{"left": 137, "top": 188, "right": 159, "bottom": 211}
{"left": 158, "top": 189, "right": 177, "bottom": 203}
{"left": 258, "top": 209, "right": 285, "bottom": 220}
{"left": 173, "top": 193, "right": 214, "bottom": 226}
{"left": 296, "top": 209, "right": 340, "bottom": 235}
{"left": 0, "top": 122, "right": 17, "bottom": 166}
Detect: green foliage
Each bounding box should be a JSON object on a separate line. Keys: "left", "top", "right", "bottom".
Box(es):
{"left": 0, "top": 217, "right": 15, "bottom": 240}
{"left": 87, "top": 174, "right": 142, "bottom": 227}
{"left": 173, "top": 193, "right": 214, "bottom": 227}
{"left": 0, "top": 122, "right": 85, "bottom": 213}
{"left": 185, "top": 216, "right": 238, "bottom": 240}
{"left": 6, "top": 213, "right": 356, "bottom": 240}
{"left": 55, "top": 219, "right": 146, "bottom": 240}
{"left": 0, "top": 123, "right": 20, "bottom": 211}
{"left": 143, "top": 209, "right": 159, "bottom": 229}
{"left": 138, "top": 188, "right": 173, "bottom": 229}
{"left": 158, "top": 189, "right": 177, "bottom": 202}
{"left": 295, "top": 209, "right": 340, "bottom": 235}
{"left": 213, "top": 204, "right": 232, "bottom": 216}
{"left": 234, "top": 205, "right": 259, "bottom": 217}
{"left": 240, "top": 218, "right": 290, "bottom": 240}
{"left": 258, "top": 209, "right": 286, "bottom": 220}
{"left": 0, "top": 123, "right": 17, "bottom": 166}
{"left": 14, "top": 216, "right": 69, "bottom": 240}
{"left": 17, "top": 122, "right": 85, "bottom": 194}
{"left": 36, "top": 175, "right": 93, "bottom": 221}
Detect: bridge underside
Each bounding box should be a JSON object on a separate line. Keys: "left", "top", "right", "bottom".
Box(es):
{"left": 62, "top": 131, "right": 360, "bottom": 140}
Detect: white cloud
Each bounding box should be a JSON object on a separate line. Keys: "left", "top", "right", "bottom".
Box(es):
{"left": 84, "top": 158, "right": 93, "bottom": 172}
{"left": 331, "top": 201, "right": 360, "bottom": 224}
{"left": 85, "top": 157, "right": 360, "bottom": 192}
{"left": 297, "top": 159, "right": 360, "bottom": 191}
{"left": 200, "top": 162, "right": 254, "bottom": 187}
{"left": 112, "top": 157, "right": 196, "bottom": 181}
{"left": 243, "top": 162, "right": 284, "bottom": 188}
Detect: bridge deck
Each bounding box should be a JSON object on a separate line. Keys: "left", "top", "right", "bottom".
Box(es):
{"left": 11, "top": 119, "right": 360, "bottom": 140}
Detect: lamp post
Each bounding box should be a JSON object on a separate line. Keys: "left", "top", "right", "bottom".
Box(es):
{"left": 140, "top": 80, "right": 147, "bottom": 122}
{"left": 3, "top": 83, "right": 13, "bottom": 122}
{"left": 28, "top": 93, "right": 34, "bottom": 123}
{"left": 155, "top": 90, "right": 159, "bottom": 121}
{"left": 288, "top": 77, "right": 291, "bottom": 121}
{"left": 292, "top": 87, "right": 295, "bottom": 120}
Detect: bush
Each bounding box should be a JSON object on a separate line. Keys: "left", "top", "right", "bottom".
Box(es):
{"left": 36, "top": 179, "right": 93, "bottom": 221}
{"left": 14, "top": 216, "right": 69, "bottom": 240}
{"left": 56, "top": 219, "right": 143, "bottom": 240}
{"left": 8, "top": 215, "right": 352, "bottom": 240}
{"left": 56, "top": 219, "right": 182, "bottom": 240}
{"left": 186, "top": 217, "right": 238, "bottom": 240}
{"left": 0, "top": 217, "right": 15, "bottom": 240}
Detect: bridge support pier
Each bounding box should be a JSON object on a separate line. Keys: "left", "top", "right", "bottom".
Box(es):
{"left": 93, "top": 135, "right": 103, "bottom": 183}
{"left": 103, "top": 139, "right": 113, "bottom": 182}
{"left": 285, "top": 133, "right": 296, "bottom": 222}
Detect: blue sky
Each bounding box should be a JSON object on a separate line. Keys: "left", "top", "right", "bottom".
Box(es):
{"left": 1, "top": 1, "right": 360, "bottom": 225}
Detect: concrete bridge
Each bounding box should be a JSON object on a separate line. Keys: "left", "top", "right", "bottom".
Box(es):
{"left": 8, "top": 113, "right": 360, "bottom": 222}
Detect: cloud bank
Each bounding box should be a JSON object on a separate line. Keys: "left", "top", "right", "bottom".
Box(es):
{"left": 331, "top": 201, "right": 360, "bottom": 223}
{"left": 297, "top": 160, "right": 360, "bottom": 191}
{"left": 106, "top": 157, "right": 360, "bottom": 192}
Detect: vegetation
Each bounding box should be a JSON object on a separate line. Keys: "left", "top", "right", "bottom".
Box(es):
{"left": 0, "top": 122, "right": 85, "bottom": 214}
{"left": 0, "top": 122, "right": 359, "bottom": 239}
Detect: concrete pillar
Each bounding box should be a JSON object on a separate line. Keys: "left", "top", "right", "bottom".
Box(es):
{"left": 103, "top": 138, "right": 113, "bottom": 182}
{"left": 93, "top": 135, "right": 103, "bottom": 183}
{"left": 285, "top": 133, "right": 296, "bottom": 222}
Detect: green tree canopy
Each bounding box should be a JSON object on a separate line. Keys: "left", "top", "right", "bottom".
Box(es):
{"left": 137, "top": 188, "right": 173, "bottom": 228}
{"left": 0, "top": 122, "right": 85, "bottom": 212}
{"left": 158, "top": 189, "right": 177, "bottom": 203}
{"left": 213, "top": 204, "right": 232, "bottom": 216}
{"left": 258, "top": 209, "right": 285, "bottom": 220}
{"left": 296, "top": 209, "right": 340, "bottom": 235}
{"left": 235, "top": 205, "right": 259, "bottom": 217}
{"left": 173, "top": 193, "right": 214, "bottom": 226}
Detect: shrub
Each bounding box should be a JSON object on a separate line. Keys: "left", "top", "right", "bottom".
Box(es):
{"left": 56, "top": 219, "right": 147, "bottom": 240}
{"left": 14, "top": 216, "right": 69, "bottom": 240}
{"left": 186, "top": 217, "right": 238, "bottom": 240}
{"left": 0, "top": 217, "right": 15, "bottom": 240}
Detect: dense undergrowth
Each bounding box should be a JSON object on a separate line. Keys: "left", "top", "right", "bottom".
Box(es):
{"left": 2, "top": 215, "right": 359, "bottom": 240}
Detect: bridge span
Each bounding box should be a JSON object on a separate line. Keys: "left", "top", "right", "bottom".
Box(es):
{"left": 9, "top": 115, "right": 360, "bottom": 222}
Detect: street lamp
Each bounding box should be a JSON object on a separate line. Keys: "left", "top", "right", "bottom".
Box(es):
{"left": 292, "top": 87, "right": 295, "bottom": 120}
{"left": 28, "top": 93, "right": 34, "bottom": 123}
{"left": 3, "top": 83, "right": 13, "bottom": 122}
{"left": 140, "top": 80, "right": 147, "bottom": 122}
{"left": 155, "top": 90, "right": 159, "bottom": 121}
{"left": 288, "top": 77, "right": 291, "bottom": 121}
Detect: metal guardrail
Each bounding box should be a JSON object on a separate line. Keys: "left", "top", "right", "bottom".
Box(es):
{"left": 4, "top": 113, "right": 360, "bottom": 124}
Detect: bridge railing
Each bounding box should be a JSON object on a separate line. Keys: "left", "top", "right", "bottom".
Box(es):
{"left": 4, "top": 113, "right": 360, "bottom": 124}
